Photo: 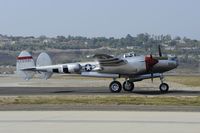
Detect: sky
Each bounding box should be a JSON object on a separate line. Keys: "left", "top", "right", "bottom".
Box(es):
{"left": 0, "top": 0, "right": 200, "bottom": 39}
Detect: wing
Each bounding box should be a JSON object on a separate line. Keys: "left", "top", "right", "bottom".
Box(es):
{"left": 94, "top": 54, "right": 127, "bottom": 66}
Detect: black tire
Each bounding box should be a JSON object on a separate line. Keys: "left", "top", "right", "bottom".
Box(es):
{"left": 123, "top": 81, "right": 134, "bottom": 92}
{"left": 159, "top": 83, "right": 169, "bottom": 93}
{"left": 109, "top": 81, "right": 122, "bottom": 93}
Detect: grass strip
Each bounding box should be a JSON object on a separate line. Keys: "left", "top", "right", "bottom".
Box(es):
{"left": 167, "top": 75, "right": 200, "bottom": 87}
{"left": 0, "top": 95, "right": 200, "bottom": 106}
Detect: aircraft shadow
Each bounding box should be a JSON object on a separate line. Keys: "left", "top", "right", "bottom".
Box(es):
{"left": 0, "top": 87, "right": 199, "bottom": 96}
{"left": 53, "top": 90, "right": 200, "bottom": 96}
{"left": 53, "top": 91, "right": 74, "bottom": 93}
{"left": 53, "top": 87, "right": 200, "bottom": 96}
{"left": 133, "top": 90, "right": 200, "bottom": 96}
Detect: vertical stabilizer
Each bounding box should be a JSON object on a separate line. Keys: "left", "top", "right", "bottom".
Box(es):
{"left": 16, "top": 51, "right": 35, "bottom": 80}
{"left": 36, "top": 52, "right": 53, "bottom": 79}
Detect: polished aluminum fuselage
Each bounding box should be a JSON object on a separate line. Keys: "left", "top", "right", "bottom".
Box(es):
{"left": 98, "top": 56, "right": 178, "bottom": 76}
{"left": 35, "top": 55, "right": 178, "bottom": 78}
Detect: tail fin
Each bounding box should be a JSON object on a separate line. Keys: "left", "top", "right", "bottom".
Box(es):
{"left": 16, "top": 51, "right": 35, "bottom": 80}
{"left": 36, "top": 52, "right": 53, "bottom": 79}
{"left": 16, "top": 51, "right": 54, "bottom": 80}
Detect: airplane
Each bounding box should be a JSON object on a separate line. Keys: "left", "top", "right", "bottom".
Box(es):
{"left": 16, "top": 46, "right": 178, "bottom": 93}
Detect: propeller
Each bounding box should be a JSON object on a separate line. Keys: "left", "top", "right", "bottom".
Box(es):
{"left": 158, "top": 45, "right": 162, "bottom": 57}
{"left": 145, "top": 54, "right": 158, "bottom": 82}
{"left": 145, "top": 45, "right": 162, "bottom": 82}
{"left": 151, "top": 73, "right": 154, "bottom": 82}
{"left": 150, "top": 53, "right": 154, "bottom": 82}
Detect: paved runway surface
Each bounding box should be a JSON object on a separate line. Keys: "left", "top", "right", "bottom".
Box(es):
{"left": 0, "top": 87, "right": 200, "bottom": 96}
{"left": 1, "top": 104, "right": 200, "bottom": 112}
{"left": 0, "top": 111, "right": 199, "bottom": 133}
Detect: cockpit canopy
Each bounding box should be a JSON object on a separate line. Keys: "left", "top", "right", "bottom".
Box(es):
{"left": 123, "top": 52, "right": 136, "bottom": 58}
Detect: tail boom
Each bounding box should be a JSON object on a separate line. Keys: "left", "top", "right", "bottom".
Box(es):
{"left": 16, "top": 51, "right": 82, "bottom": 80}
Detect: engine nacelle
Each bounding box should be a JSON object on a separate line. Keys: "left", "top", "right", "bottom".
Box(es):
{"left": 129, "top": 73, "right": 162, "bottom": 82}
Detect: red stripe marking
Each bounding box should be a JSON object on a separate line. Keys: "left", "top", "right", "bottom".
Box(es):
{"left": 17, "top": 56, "right": 33, "bottom": 60}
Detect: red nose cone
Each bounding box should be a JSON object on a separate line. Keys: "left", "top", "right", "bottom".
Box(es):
{"left": 145, "top": 55, "right": 158, "bottom": 71}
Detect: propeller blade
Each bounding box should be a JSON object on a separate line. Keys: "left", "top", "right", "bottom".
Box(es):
{"left": 158, "top": 45, "right": 162, "bottom": 57}
{"left": 151, "top": 72, "right": 153, "bottom": 83}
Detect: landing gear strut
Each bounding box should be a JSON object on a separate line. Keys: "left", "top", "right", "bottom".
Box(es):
{"left": 159, "top": 74, "right": 169, "bottom": 93}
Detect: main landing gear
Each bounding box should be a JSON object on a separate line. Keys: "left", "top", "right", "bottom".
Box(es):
{"left": 123, "top": 80, "right": 134, "bottom": 92}
{"left": 109, "top": 75, "right": 169, "bottom": 93}
{"left": 109, "top": 81, "right": 122, "bottom": 93}
{"left": 109, "top": 79, "right": 134, "bottom": 93}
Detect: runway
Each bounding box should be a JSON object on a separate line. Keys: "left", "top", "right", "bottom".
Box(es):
{"left": 0, "top": 86, "right": 200, "bottom": 96}
{"left": 0, "top": 111, "right": 200, "bottom": 133}
{"left": 0, "top": 75, "right": 200, "bottom": 96}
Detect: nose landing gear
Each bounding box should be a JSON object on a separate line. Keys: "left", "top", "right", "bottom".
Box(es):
{"left": 159, "top": 74, "right": 169, "bottom": 93}
{"left": 159, "top": 83, "right": 169, "bottom": 93}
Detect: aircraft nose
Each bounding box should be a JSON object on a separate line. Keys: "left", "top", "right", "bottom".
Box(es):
{"left": 174, "top": 57, "right": 179, "bottom": 67}
{"left": 174, "top": 60, "right": 178, "bottom": 68}
{"left": 169, "top": 57, "right": 178, "bottom": 68}
{"left": 175, "top": 59, "right": 179, "bottom": 67}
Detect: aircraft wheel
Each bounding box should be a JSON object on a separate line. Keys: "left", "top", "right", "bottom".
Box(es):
{"left": 109, "top": 81, "right": 122, "bottom": 93}
{"left": 123, "top": 81, "right": 134, "bottom": 92}
{"left": 159, "top": 83, "right": 169, "bottom": 93}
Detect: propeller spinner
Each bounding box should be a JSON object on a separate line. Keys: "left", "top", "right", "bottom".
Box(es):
{"left": 145, "top": 55, "right": 158, "bottom": 71}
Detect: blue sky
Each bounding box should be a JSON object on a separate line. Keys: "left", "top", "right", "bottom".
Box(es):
{"left": 0, "top": 0, "right": 200, "bottom": 39}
